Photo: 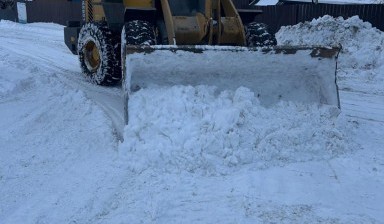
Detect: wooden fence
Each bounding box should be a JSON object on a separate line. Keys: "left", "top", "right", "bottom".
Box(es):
{"left": 23, "top": 0, "right": 81, "bottom": 25}
{"left": 1, "top": 0, "right": 383, "bottom": 33}
{"left": 253, "top": 4, "right": 384, "bottom": 33}
{"left": 0, "top": 8, "right": 17, "bottom": 21}
{"left": 0, "top": 0, "right": 17, "bottom": 22}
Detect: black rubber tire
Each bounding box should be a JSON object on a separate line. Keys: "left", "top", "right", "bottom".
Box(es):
{"left": 120, "top": 20, "right": 156, "bottom": 85}
{"left": 121, "top": 20, "right": 156, "bottom": 91}
{"left": 77, "top": 23, "right": 121, "bottom": 85}
{"left": 123, "top": 20, "right": 156, "bottom": 46}
{"left": 245, "top": 22, "right": 277, "bottom": 47}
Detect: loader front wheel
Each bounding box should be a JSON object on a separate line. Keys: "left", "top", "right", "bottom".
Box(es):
{"left": 78, "top": 23, "right": 121, "bottom": 85}
{"left": 245, "top": 22, "right": 277, "bottom": 47}
{"left": 121, "top": 20, "right": 156, "bottom": 81}
{"left": 122, "top": 20, "right": 156, "bottom": 89}
{"left": 123, "top": 20, "right": 156, "bottom": 46}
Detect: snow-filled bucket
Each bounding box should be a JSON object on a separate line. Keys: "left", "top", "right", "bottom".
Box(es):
{"left": 122, "top": 45, "right": 340, "bottom": 124}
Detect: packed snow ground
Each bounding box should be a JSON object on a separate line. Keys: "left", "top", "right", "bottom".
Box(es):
{"left": 0, "top": 15, "right": 383, "bottom": 223}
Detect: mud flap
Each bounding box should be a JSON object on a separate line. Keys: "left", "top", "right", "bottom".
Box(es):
{"left": 123, "top": 45, "right": 340, "bottom": 124}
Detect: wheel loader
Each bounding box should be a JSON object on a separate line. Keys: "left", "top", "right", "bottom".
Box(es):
{"left": 64, "top": 0, "right": 340, "bottom": 124}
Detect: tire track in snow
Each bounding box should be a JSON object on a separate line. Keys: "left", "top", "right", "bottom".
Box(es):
{"left": 0, "top": 25, "right": 125, "bottom": 140}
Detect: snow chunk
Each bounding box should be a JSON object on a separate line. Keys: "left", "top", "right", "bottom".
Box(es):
{"left": 120, "top": 86, "right": 352, "bottom": 175}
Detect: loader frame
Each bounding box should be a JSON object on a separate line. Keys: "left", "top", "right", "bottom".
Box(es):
{"left": 64, "top": 0, "right": 263, "bottom": 54}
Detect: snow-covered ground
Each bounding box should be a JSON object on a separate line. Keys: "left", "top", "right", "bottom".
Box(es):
{"left": 0, "top": 15, "right": 383, "bottom": 223}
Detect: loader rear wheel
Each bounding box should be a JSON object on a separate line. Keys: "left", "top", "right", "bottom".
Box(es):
{"left": 245, "top": 22, "right": 277, "bottom": 47}
{"left": 78, "top": 23, "right": 121, "bottom": 85}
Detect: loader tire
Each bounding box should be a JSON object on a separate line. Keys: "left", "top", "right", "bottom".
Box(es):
{"left": 123, "top": 20, "right": 156, "bottom": 46}
{"left": 122, "top": 20, "right": 156, "bottom": 91}
{"left": 245, "top": 22, "right": 277, "bottom": 47}
{"left": 77, "top": 23, "right": 121, "bottom": 86}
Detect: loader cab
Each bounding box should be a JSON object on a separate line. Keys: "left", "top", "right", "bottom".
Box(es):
{"left": 167, "top": 0, "right": 206, "bottom": 16}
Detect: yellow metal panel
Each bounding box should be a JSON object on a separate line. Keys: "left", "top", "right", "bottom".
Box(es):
{"left": 94, "top": 5, "right": 106, "bottom": 21}
{"left": 173, "top": 16, "right": 206, "bottom": 45}
{"left": 160, "top": 0, "right": 175, "bottom": 45}
{"left": 123, "top": 0, "right": 153, "bottom": 7}
{"left": 85, "top": 0, "right": 106, "bottom": 23}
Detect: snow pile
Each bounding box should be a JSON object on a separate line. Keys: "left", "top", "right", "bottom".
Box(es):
{"left": 277, "top": 15, "right": 384, "bottom": 94}
{"left": 277, "top": 15, "right": 384, "bottom": 70}
{"left": 120, "top": 86, "right": 352, "bottom": 175}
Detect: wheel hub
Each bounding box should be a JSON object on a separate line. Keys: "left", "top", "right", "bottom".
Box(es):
{"left": 83, "top": 41, "right": 101, "bottom": 72}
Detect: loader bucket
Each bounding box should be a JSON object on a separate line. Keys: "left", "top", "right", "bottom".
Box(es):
{"left": 122, "top": 45, "right": 340, "bottom": 124}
